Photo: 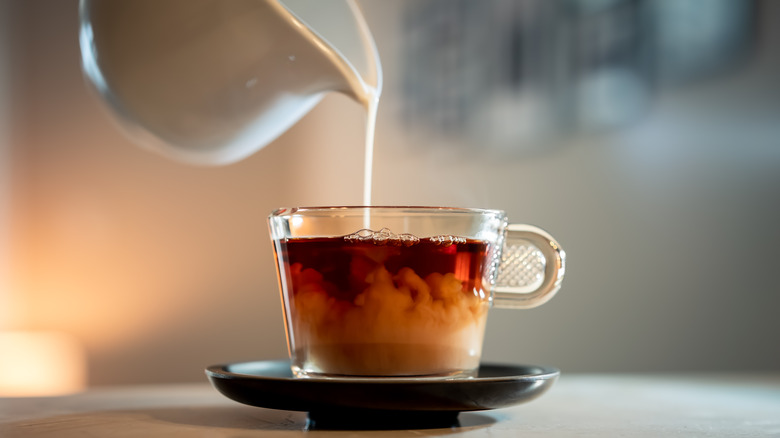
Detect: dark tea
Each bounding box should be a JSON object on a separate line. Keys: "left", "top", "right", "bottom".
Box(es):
{"left": 272, "top": 228, "right": 492, "bottom": 377}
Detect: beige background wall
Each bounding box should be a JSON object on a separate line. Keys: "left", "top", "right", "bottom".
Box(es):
{"left": 0, "top": 0, "right": 13, "bottom": 328}
{"left": 1, "top": 0, "right": 779, "bottom": 386}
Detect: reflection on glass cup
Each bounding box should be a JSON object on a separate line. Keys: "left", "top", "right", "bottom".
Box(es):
{"left": 268, "top": 207, "right": 565, "bottom": 379}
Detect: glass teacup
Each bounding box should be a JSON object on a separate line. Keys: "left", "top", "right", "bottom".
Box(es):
{"left": 268, "top": 206, "right": 565, "bottom": 379}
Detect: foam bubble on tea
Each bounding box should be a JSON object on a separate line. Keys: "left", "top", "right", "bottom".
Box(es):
{"left": 276, "top": 228, "right": 491, "bottom": 377}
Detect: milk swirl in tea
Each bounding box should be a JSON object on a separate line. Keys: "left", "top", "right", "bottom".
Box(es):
{"left": 274, "top": 228, "right": 491, "bottom": 377}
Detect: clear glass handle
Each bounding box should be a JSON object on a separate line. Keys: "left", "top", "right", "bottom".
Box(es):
{"left": 492, "top": 224, "right": 566, "bottom": 309}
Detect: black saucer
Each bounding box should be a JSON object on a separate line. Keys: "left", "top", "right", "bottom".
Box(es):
{"left": 205, "top": 360, "right": 559, "bottom": 428}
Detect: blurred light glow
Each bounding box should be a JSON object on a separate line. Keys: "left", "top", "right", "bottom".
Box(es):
{"left": 0, "top": 330, "right": 86, "bottom": 397}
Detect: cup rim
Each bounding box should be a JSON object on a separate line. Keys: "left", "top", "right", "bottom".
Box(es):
{"left": 270, "top": 206, "right": 506, "bottom": 217}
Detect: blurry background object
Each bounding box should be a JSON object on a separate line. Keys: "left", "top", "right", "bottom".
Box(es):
{"left": 0, "top": 0, "right": 778, "bottom": 390}
{"left": 400, "top": 0, "right": 755, "bottom": 152}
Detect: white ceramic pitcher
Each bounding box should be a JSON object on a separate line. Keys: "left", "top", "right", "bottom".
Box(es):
{"left": 79, "top": 0, "right": 381, "bottom": 165}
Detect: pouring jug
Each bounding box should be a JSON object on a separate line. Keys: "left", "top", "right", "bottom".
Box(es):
{"left": 79, "top": 0, "right": 381, "bottom": 165}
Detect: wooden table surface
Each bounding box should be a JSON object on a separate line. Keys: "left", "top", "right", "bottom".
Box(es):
{"left": 2, "top": 373, "right": 779, "bottom": 437}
